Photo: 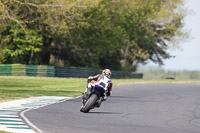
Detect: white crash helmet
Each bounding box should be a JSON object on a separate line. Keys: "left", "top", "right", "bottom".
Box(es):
{"left": 102, "top": 69, "right": 111, "bottom": 78}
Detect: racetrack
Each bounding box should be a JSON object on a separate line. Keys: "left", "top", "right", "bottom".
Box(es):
{"left": 24, "top": 82, "right": 200, "bottom": 133}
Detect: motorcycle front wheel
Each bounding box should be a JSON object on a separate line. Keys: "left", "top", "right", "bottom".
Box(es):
{"left": 80, "top": 94, "right": 98, "bottom": 113}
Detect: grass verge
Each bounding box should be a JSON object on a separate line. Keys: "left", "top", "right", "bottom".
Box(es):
{"left": 0, "top": 76, "right": 199, "bottom": 102}
{"left": 0, "top": 76, "right": 86, "bottom": 102}
{"left": 0, "top": 131, "right": 10, "bottom": 133}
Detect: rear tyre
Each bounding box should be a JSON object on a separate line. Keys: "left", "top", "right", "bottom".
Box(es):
{"left": 81, "top": 94, "right": 98, "bottom": 113}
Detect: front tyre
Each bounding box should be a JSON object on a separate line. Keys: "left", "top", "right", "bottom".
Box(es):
{"left": 81, "top": 94, "right": 98, "bottom": 113}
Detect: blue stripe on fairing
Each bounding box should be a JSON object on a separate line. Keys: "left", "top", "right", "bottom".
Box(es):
{"left": 94, "top": 85, "right": 106, "bottom": 93}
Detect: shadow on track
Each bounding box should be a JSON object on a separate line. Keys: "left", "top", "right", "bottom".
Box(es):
{"left": 88, "top": 111, "right": 122, "bottom": 114}
{"left": 110, "top": 96, "right": 140, "bottom": 99}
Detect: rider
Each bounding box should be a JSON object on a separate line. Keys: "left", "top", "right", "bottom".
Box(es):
{"left": 82, "top": 69, "right": 113, "bottom": 104}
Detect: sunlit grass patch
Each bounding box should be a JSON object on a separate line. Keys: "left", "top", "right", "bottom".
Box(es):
{"left": 0, "top": 131, "right": 10, "bottom": 133}
{"left": 0, "top": 76, "right": 87, "bottom": 102}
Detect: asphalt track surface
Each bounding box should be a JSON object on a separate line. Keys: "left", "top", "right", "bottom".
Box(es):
{"left": 25, "top": 82, "right": 200, "bottom": 133}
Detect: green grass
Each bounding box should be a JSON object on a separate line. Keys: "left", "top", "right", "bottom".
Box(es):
{"left": 0, "top": 131, "right": 10, "bottom": 133}
{"left": 0, "top": 76, "right": 86, "bottom": 102}
{"left": 0, "top": 76, "right": 199, "bottom": 102}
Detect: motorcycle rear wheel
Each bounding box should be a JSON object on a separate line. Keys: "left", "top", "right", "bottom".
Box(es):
{"left": 81, "top": 94, "right": 98, "bottom": 113}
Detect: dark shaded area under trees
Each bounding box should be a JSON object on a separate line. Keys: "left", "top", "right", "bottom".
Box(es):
{"left": 0, "top": 0, "right": 188, "bottom": 71}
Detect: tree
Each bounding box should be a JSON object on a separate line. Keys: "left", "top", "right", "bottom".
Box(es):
{"left": 0, "top": 22, "right": 42, "bottom": 64}
{"left": 113, "top": 0, "right": 187, "bottom": 70}
{"left": 0, "top": 0, "right": 89, "bottom": 64}
{"left": 0, "top": 0, "right": 188, "bottom": 71}
{"left": 64, "top": 0, "right": 187, "bottom": 71}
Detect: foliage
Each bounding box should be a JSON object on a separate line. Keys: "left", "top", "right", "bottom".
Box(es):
{"left": 0, "top": 0, "right": 188, "bottom": 71}
{"left": 0, "top": 22, "right": 42, "bottom": 64}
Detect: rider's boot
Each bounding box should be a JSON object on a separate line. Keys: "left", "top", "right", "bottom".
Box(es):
{"left": 96, "top": 96, "right": 107, "bottom": 108}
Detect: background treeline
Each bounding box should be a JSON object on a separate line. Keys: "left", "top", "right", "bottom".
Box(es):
{"left": 0, "top": 0, "right": 187, "bottom": 71}
{"left": 138, "top": 69, "right": 200, "bottom": 80}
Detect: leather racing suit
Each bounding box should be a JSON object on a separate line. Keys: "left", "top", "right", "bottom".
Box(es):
{"left": 84, "top": 74, "right": 113, "bottom": 100}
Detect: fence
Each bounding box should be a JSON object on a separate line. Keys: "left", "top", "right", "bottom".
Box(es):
{"left": 0, "top": 64, "right": 143, "bottom": 79}
{"left": 0, "top": 64, "right": 54, "bottom": 77}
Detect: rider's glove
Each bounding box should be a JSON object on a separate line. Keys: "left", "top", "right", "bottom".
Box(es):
{"left": 87, "top": 76, "right": 93, "bottom": 83}
{"left": 88, "top": 76, "right": 93, "bottom": 79}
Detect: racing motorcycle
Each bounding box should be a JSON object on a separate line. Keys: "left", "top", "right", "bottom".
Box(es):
{"left": 80, "top": 83, "right": 106, "bottom": 113}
